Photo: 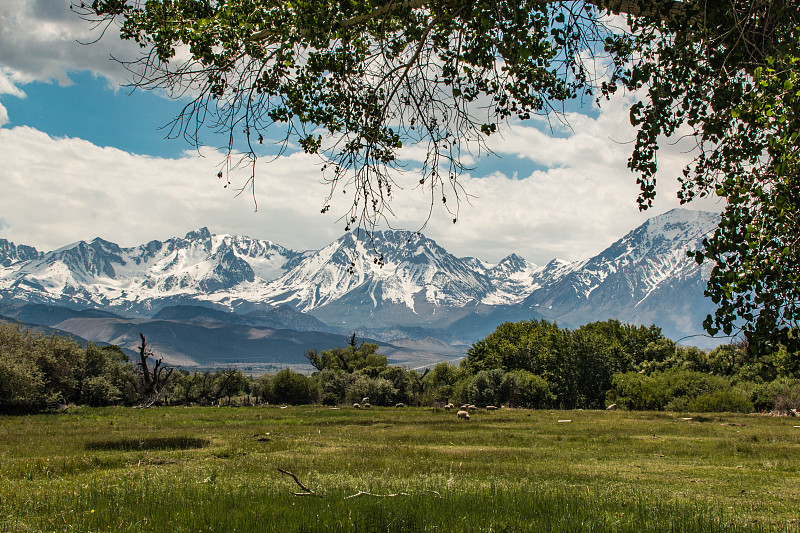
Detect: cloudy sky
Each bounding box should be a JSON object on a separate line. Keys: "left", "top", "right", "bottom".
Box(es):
{"left": 0, "top": 1, "right": 722, "bottom": 265}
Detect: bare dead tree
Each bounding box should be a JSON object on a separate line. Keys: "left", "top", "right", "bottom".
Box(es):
{"left": 136, "top": 333, "right": 175, "bottom": 407}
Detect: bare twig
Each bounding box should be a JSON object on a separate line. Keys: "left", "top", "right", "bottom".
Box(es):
{"left": 276, "top": 468, "right": 319, "bottom": 496}
{"left": 344, "top": 491, "right": 411, "bottom": 499}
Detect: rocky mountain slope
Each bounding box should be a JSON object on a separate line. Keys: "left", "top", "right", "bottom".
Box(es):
{"left": 0, "top": 208, "right": 722, "bottom": 359}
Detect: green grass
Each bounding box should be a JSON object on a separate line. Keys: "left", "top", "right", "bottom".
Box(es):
{"left": 1, "top": 406, "right": 798, "bottom": 532}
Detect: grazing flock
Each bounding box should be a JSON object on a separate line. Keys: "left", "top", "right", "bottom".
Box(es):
{"left": 349, "top": 399, "right": 503, "bottom": 420}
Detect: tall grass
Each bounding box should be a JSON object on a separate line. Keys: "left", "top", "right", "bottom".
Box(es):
{"left": 1, "top": 406, "right": 798, "bottom": 532}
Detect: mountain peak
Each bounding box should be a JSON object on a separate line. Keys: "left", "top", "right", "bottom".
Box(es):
{"left": 184, "top": 227, "right": 213, "bottom": 242}
{"left": 644, "top": 208, "right": 720, "bottom": 234}
{"left": 496, "top": 253, "right": 531, "bottom": 270}
{"left": 0, "top": 238, "right": 41, "bottom": 267}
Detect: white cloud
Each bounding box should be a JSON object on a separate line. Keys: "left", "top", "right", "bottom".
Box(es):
{"left": 0, "top": 126, "right": 347, "bottom": 253}
{"left": 0, "top": 67, "right": 26, "bottom": 98}
{"left": 383, "top": 92, "right": 723, "bottom": 264}
{"left": 0, "top": 1, "right": 140, "bottom": 89}
{"left": 0, "top": 2, "right": 725, "bottom": 264}
{"left": 0, "top": 91, "right": 724, "bottom": 265}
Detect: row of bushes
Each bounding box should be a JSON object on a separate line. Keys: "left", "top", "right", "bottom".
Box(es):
{"left": 608, "top": 370, "right": 800, "bottom": 413}
{"left": 0, "top": 322, "right": 139, "bottom": 412}
{"left": 197, "top": 365, "right": 800, "bottom": 414}
{"left": 3, "top": 318, "right": 799, "bottom": 414}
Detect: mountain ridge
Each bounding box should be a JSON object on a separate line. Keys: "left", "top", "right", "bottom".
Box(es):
{"left": 0, "top": 208, "right": 722, "bottom": 356}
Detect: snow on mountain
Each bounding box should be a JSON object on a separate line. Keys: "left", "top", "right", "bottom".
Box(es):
{"left": 529, "top": 209, "right": 717, "bottom": 306}
{"left": 481, "top": 254, "right": 543, "bottom": 305}
{"left": 0, "top": 208, "right": 721, "bottom": 343}
{"left": 0, "top": 239, "right": 42, "bottom": 267}
{"left": 521, "top": 208, "right": 720, "bottom": 340}
{"left": 261, "top": 230, "right": 496, "bottom": 312}
{"left": 0, "top": 228, "right": 304, "bottom": 311}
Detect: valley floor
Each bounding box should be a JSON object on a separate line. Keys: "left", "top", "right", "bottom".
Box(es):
{"left": 1, "top": 406, "right": 798, "bottom": 532}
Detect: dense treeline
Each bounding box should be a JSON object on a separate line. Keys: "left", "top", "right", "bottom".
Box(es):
{"left": 464, "top": 320, "right": 799, "bottom": 412}
{"left": 2, "top": 319, "right": 799, "bottom": 414}
{"left": 0, "top": 323, "right": 138, "bottom": 412}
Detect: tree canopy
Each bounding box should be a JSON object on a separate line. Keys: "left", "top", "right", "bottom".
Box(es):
{"left": 78, "top": 0, "right": 800, "bottom": 351}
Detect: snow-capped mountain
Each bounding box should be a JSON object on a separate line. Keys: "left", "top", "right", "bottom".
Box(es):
{"left": 0, "top": 208, "right": 721, "bottom": 344}
{"left": 0, "top": 239, "right": 42, "bottom": 267}
{"left": 0, "top": 228, "right": 304, "bottom": 313}
{"left": 520, "top": 209, "right": 719, "bottom": 340}
{"left": 260, "top": 230, "right": 496, "bottom": 312}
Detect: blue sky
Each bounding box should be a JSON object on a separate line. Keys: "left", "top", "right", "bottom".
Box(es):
{"left": 0, "top": 1, "right": 721, "bottom": 264}
{"left": 2, "top": 72, "right": 186, "bottom": 158}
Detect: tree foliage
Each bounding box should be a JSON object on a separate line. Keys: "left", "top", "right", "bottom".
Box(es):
{"left": 2, "top": 318, "right": 797, "bottom": 412}
{"left": 269, "top": 368, "right": 318, "bottom": 404}
{"left": 79, "top": 0, "right": 800, "bottom": 347}
{"left": 464, "top": 319, "right": 666, "bottom": 407}
{"left": 306, "top": 342, "right": 388, "bottom": 373}
{"left": 462, "top": 318, "right": 799, "bottom": 409}
{"left": 0, "top": 322, "right": 137, "bottom": 413}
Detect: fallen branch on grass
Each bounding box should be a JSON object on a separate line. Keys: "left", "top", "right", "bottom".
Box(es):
{"left": 276, "top": 468, "right": 320, "bottom": 496}
{"left": 344, "top": 489, "right": 442, "bottom": 499}
{"left": 344, "top": 491, "right": 411, "bottom": 499}
{"left": 277, "top": 468, "right": 443, "bottom": 499}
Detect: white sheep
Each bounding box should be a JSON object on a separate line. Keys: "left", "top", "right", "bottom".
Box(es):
{"left": 363, "top": 403, "right": 371, "bottom": 409}
{"left": 395, "top": 402, "right": 405, "bottom": 408}
{"left": 457, "top": 410, "right": 470, "bottom": 420}
{"left": 353, "top": 403, "right": 361, "bottom": 409}
{"left": 362, "top": 397, "right": 370, "bottom": 404}
{"left": 445, "top": 403, "right": 454, "bottom": 410}
{"left": 486, "top": 405, "right": 498, "bottom": 411}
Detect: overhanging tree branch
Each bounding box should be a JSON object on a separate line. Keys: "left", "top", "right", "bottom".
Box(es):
{"left": 78, "top": 0, "right": 800, "bottom": 351}
{"left": 247, "top": 0, "right": 698, "bottom": 42}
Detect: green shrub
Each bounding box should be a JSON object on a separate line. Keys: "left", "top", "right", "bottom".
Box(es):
{"left": 320, "top": 392, "right": 339, "bottom": 406}
{"left": 608, "top": 369, "right": 734, "bottom": 411}
{"left": 270, "top": 369, "right": 317, "bottom": 404}
{"left": 500, "top": 370, "right": 555, "bottom": 408}
{"left": 345, "top": 373, "right": 396, "bottom": 405}
{"left": 0, "top": 355, "right": 50, "bottom": 413}
{"left": 687, "top": 390, "right": 754, "bottom": 413}
{"left": 317, "top": 369, "right": 346, "bottom": 404}
{"left": 773, "top": 383, "right": 800, "bottom": 413}
{"left": 744, "top": 378, "right": 800, "bottom": 412}
{"left": 450, "top": 377, "right": 472, "bottom": 406}
{"left": 80, "top": 375, "right": 122, "bottom": 407}
{"left": 607, "top": 372, "right": 669, "bottom": 410}
{"left": 467, "top": 369, "right": 505, "bottom": 407}
{"left": 664, "top": 396, "right": 690, "bottom": 412}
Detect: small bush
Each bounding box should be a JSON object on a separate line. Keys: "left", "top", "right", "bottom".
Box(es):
{"left": 320, "top": 392, "right": 339, "bottom": 406}
{"left": 608, "top": 369, "right": 735, "bottom": 411}
{"left": 743, "top": 378, "right": 800, "bottom": 412}
{"left": 0, "top": 355, "right": 49, "bottom": 413}
{"left": 500, "top": 370, "right": 555, "bottom": 408}
{"left": 270, "top": 369, "right": 317, "bottom": 404}
{"left": 345, "top": 374, "right": 396, "bottom": 405}
{"left": 774, "top": 386, "right": 800, "bottom": 414}
{"left": 80, "top": 376, "right": 122, "bottom": 407}
{"left": 664, "top": 396, "right": 690, "bottom": 412}
{"left": 687, "top": 390, "right": 754, "bottom": 413}
{"left": 467, "top": 369, "right": 505, "bottom": 407}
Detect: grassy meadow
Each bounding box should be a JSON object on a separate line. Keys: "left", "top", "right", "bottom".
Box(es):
{"left": 1, "top": 406, "right": 798, "bottom": 532}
